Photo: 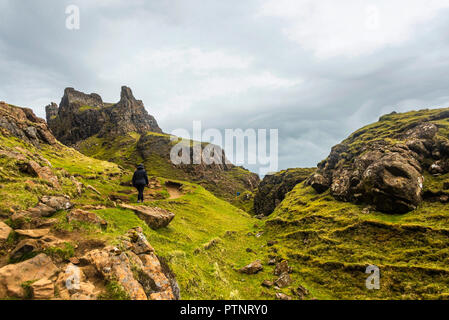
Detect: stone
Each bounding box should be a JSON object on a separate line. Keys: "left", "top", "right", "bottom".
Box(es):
{"left": 40, "top": 196, "right": 73, "bottom": 211}
{"left": 274, "top": 273, "right": 292, "bottom": 288}
{"left": 15, "top": 229, "right": 50, "bottom": 239}
{"left": 0, "top": 221, "right": 12, "bottom": 243}
{"left": 87, "top": 185, "right": 101, "bottom": 195}
{"left": 0, "top": 254, "right": 59, "bottom": 298}
{"left": 120, "top": 204, "right": 175, "bottom": 229}
{"left": 274, "top": 260, "right": 292, "bottom": 276}
{"left": 126, "top": 228, "right": 154, "bottom": 254}
{"left": 261, "top": 280, "right": 274, "bottom": 288}
{"left": 0, "top": 102, "right": 57, "bottom": 146}
{"left": 239, "top": 260, "right": 263, "bottom": 274}
{"left": 291, "top": 285, "right": 309, "bottom": 299}
{"left": 20, "top": 161, "right": 60, "bottom": 188}
{"left": 66, "top": 209, "right": 107, "bottom": 229}
{"left": 70, "top": 176, "right": 84, "bottom": 195}
{"left": 275, "top": 292, "right": 292, "bottom": 300}
{"left": 9, "top": 239, "right": 41, "bottom": 261}
{"left": 31, "top": 278, "right": 54, "bottom": 300}
{"left": 82, "top": 247, "right": 147, "bottom": 300}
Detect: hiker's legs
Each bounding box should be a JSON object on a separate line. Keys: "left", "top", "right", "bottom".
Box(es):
{"left": 137, "top": 185, "right": 145, "bottom": 202}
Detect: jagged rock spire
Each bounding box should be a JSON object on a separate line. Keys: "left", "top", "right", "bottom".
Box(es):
{"left": 45, "top": 86, "right": 162, "bottom": 146}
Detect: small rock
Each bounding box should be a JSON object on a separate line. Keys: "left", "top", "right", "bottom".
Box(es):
{"left": 31, "top": 278, "right": 54, "bottom": 300}
{"left": 261, "top": 280, "right": 274, "bottom": 288}
{"left": 9, "top": 239, "right": 40, "bottom": 261}
{"left": 0, "top": 221, "right": 12, "bottom": 243}
{"left": 69, "top": 257, "right": 80, "bottom": 265}
{"left": 291, "top": 285, "right": 309, "bottom": 299}
{"left": 274, "top": 272, "right": 292, "bottom": 288}
{"left": 267, "top": 240, "right": 278, "bottom": 247}
{"left": 66, "top": 209, "right": 107, "bottom": 229}
{"left": 86, "top": 185, "right": 101, "bottom": 195}
{"left": 15, "top": 229, "right": 50, "bottom": 239}
{"left": 275, "top": 292, "right": 292, "bottom": 300}
{"left": 274, "top": 260, "right": 292, "bottom": 276}
{"left": 40, "top": 196, "right": 72, "bottom": 211}
{"left": 239, "top": 260, "right": 263, "bottom": 274}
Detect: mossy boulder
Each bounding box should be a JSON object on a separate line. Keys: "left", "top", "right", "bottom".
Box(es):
{"left": 308, "top": 108, "right": 449, "bottom": 214}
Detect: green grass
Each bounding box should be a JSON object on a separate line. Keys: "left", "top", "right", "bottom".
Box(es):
{"left": 264, "top": 181, "right": 449, "bottom": 299}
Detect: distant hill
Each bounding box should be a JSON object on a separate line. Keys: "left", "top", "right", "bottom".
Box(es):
{"left": 263, "top": 107, "right": 449, "bottom": 299}
{"left": 46, "top": 86, "right": 259, "bottom": 201}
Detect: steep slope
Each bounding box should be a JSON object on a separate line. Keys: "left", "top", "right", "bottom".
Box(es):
{"left": 0, "top": 101, "right": 288, "bottom": 300}
{"left": 264, "top": 107, "right": 449, "bottom": 299}
{"left": 46, "top": 87, "right": 259, "bottom": 201}
{"left": 254, "top": 168, "right": 316, "bottom": 216}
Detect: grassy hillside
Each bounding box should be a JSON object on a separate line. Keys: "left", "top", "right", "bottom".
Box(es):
{"left": 264, "top": 108, "right": 449, "bottom": 299}
{"left": 77, "top": 132, "right": 259, "bottom": 203}
{"left": 0, "top": 123, "right": 288, "bottom": 300}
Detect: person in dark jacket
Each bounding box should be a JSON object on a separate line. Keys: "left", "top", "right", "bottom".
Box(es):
{"left": 132, "top": 164, "right": 149, "bottom": 203}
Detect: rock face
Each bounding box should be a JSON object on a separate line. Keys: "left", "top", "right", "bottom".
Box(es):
{"left": 66, "top": 209, "right": 107, "bottom": 229}
{"left": 81, "top": 228, "right": 179, "bottom": 300}
{"left": 0, "top": 102, "right": 56, "bottom": 146}
{"left": 0, "top": 254, "right": 59, "bottom": 298}
{"left": 46, "top": 86, "right": 162, "bottom": 145}
{"left": 238, "top": 260, "right": 263, "bottom": 274}
{"left": 307, "top": 110, "right": 449, "bottom": 214}
{"left": 120, "top": 204, "right": 175, "bottom": 230}
{"left": 254, "top": 168, "right": 315, "bottom": 216}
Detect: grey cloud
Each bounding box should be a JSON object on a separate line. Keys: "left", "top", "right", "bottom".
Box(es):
{"left": 1, "top": 0, "right": 449, "bottom": 173}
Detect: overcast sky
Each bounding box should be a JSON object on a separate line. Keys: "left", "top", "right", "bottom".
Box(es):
{"left": 2, "top": 0, "right": 449, "bottom": 173}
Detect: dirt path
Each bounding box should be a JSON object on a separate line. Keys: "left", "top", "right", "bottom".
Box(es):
{"left": 166, "top": 185, "right": 183, "bottom": 199}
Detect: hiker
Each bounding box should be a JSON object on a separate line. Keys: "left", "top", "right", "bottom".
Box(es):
{"left": 132, "top": 164, "right": 149, "bottom": 203}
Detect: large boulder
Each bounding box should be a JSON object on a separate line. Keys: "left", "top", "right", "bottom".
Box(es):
{"left": 120, "top": 204, "right": 175, "bottom": 229}
{"left": 306, "top": 114, "right": 449, "bottom": 214}
{"left": 0, "top": 254, "right": 59, "bottom": 298}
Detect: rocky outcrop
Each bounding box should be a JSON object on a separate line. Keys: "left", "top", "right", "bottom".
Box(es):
{"left": 307, "top": 110, "right": 449, "bottom": 214}
{"left": 0, "top": 254, "right": 59, "bottom": 298}
{"left": 120, "top": 204, "right": 175, "bottom": 230}
{"left": 46, "top": 86, "right": 162, "bottom": 145}
{"left": 0, "top": 102, "right": 56, "bottom": 146}
{"left": 254, "top": 168, "right": 315, "bottom": 216}
{"left": 11, "top": 195, "right": 73, "bottom": 228}
{"left": 80, "top": 228, "right": 179, "bottom": 300}
{"left": 66, "top": 209, "right": 107, "bottom": 229}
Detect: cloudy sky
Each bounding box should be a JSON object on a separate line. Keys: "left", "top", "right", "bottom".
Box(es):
{"left": 2, "top": 0, "right": 449, "bottom": 173}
